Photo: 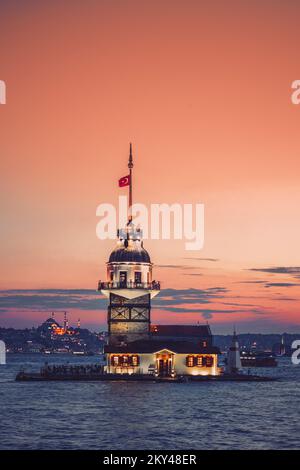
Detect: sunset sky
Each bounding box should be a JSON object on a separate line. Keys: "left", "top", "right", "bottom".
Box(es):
{"left": 0, "top": 0, "right": 300, "bottom": 333}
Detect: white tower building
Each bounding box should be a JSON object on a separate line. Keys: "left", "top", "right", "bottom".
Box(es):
{"left": 98, "top": 145, "right": 160, "bottom": 346}
{"left": 98, "top": 144, "right": 220, "bottom": 377}
{"left": 226, "top": 329, "right": 242, "bottom": 374}
{"left": 0, "top": 340, "right": 6, "bottom": 365}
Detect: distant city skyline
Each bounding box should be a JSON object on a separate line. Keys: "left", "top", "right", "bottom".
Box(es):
{"left": 0, "top": 1, "right": 300, "bottom": 333}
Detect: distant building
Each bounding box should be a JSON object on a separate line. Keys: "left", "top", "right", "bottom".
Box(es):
{"left": 38, "top": 317, "right": 60, "bottom": 334}
{"left": 38, "top": 315, "right": 75, "bottom": 337}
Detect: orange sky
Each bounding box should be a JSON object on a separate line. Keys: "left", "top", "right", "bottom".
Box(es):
{"left": 0, "top": 0, "right": 300, "bottom": 332}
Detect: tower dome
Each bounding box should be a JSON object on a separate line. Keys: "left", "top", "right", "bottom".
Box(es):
{"left": 109, "top": 244, "right": 151, "bottom": 263}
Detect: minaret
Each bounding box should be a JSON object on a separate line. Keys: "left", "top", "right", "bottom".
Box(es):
{"left": 98, "top": 144, "right": 160, "bottom": 346}
{"left": 63, "top": 311, "right": 68, "bottom": 331}
{"left": 226, "top": 328, "right": 242, "bottom": 374}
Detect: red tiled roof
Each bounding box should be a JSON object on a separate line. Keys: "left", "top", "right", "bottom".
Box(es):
{"left": 151, "top": 324, "right": 211, "bottom": 337}
{"left": 105, "top": 340, "right": 219, "bottom": 354}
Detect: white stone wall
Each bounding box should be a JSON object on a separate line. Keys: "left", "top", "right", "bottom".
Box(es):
{"left": 106, "top": 353, "right": 154, "bottom": 374}
{"left": 106, "top": 352, "right": 219, "bottom": 376}
{"left": 173, "top": 354, "right": 218, "bottom": 376}
{"left": 138, "top": 353, "right": 155, "bottom": 374}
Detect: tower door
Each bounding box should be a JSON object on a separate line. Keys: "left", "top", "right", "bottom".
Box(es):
{"left": 119, "top": 271, "right": 127, "bottom": 287}
{"left": 156, "top": 353, "right": 172, "bottom": 377}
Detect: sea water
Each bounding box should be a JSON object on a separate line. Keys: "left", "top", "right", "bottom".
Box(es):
{"left": 0, "top": 354, "right": 299, "bottom": 450}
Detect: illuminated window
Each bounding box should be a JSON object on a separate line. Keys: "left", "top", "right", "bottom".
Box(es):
{"left": 197, "top": 356, "right": 203, "bottom": 366}
{"left": 203, "top": 341, "right": 207, "bottom": 348}
{"left": 206, "top": 356, "right": 214, "bottom": 367}
{"left": 112, "top": 355, "right": 119, "bottom": 366}
{"left": 122, "top": 355, "right": 129, "bottom": 365}
{"left": 131, "top": 355, "right": 139, "bottom": 366}
{"left": 186, "top": 355, "right": 194, "bottom": 367}
{"left": 120, "top": 272, "right": 127, "bottom": 285}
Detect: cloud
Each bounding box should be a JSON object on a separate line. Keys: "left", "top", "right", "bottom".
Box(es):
{"left": 0, "top": 287, "right": 271, "bottom": 325}
{"left": 182, "top": 273, "right": 203, "bottom": 276}
{"left": 248, "top": 266, "right": 300, "bottom": 275}
{"left": 0, "top": 289, "right": 106, "bottom": 311}
{"left": 264, "top": 283, "right": 299, "bottom": 288}
{"left": 221, "top": 301, "right": 263, "bottom": 308}
{"left": 183, "top": 258, "right": 219, "bottom": 262}
{"left": 153, "top": 287, "right": 229, "bottom": 308}
{"left": 238, "top": 280, "right": 267, "bottom": 284}
{"left": 0, "top": 287, "right": 229, "bottom": 313}
{"left": 275, "top": 297, "right": 297, "bottom": 301}
{"left": 0, "top": 286, "right": 269, "bottom": 323}
{"left": 201, "top": 311, "right": 213, "bottom": 319}
{"left": 156, "top": 306, "right": 267, "bottom": 320}
{"left": 156, "top": 264, "right": 200, "bottom": 270}
{"left": 152, "top": 287, "right": 265, "bottom": 320}
{"left": 244, "top": 267, "right": 300, "bottom": 288}
{"left": 0, "top": 289, "right": 94, "bottom": 295}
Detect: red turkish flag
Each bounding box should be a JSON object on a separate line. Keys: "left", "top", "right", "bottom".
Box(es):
{"left": 118, "top": 174, "right": 130, "bottom": 187}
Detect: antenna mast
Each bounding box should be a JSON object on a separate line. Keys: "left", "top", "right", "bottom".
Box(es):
{"left": 128, "top": 143, "right": 133, "bottom": 222}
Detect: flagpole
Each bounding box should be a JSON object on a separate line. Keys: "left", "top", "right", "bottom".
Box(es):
{"left": 128, "top": 143, "right": 133, "bottom": 222}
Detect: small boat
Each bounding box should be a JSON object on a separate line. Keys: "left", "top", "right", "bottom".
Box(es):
{"left": 241, "top": 351, "right": 277, "bottom": 367}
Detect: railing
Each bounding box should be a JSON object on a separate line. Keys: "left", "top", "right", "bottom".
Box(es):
{"left": 98, "top": 280, "right": 160, "bottom": 291}
{"left": 110, "top": 366, "right": 142, "bottom": 375}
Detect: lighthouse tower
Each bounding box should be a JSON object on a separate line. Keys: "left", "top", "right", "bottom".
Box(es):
{"left": 98, "top": 145, "right": 160, "bottom": 346}
{"left": 226, "top": 328, "right": 242, "bottom": 374}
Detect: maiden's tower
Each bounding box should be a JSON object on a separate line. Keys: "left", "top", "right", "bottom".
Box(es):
{"left": 98, "top": 145, "right": 220, "bottom": 377}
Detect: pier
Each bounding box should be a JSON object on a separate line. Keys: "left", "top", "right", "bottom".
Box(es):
{"left": 15, "top": 368, "right": 277, "bottom": 383}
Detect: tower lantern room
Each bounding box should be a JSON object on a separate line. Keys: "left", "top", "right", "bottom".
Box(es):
{"left": 100, "top": 222, "right": 160, "bottom": 300}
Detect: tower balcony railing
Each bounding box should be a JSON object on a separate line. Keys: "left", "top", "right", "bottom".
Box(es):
{"left": 98, "top": 280, "right": 161, "bottom": 291}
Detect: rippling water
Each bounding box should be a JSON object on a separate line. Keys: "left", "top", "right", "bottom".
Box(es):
{"left": 0, "top": 354, "right": 299, "bottom": 450}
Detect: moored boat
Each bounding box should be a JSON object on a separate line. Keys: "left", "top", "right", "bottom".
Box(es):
{"left": 241, "top": 351, "right": 277, "bottom": 367}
